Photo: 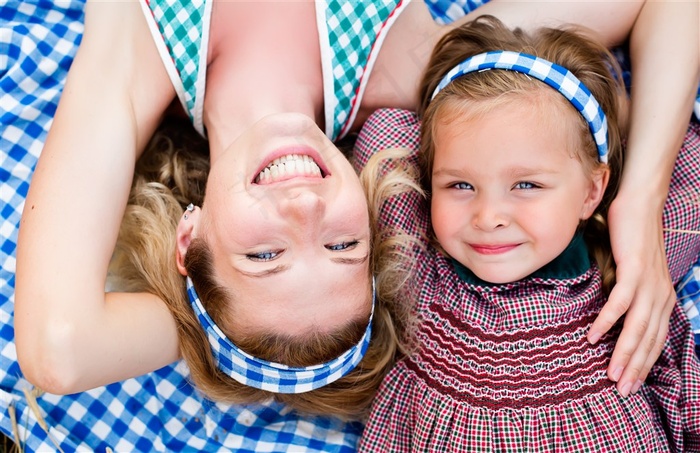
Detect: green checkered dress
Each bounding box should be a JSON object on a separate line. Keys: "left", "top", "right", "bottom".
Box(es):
{"left": 141, "top": 0, "right": 407, "bottom": 140}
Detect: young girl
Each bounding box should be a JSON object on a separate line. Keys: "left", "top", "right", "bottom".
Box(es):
{"left": 356, "top": 16, "right": 700, "bottom": 451}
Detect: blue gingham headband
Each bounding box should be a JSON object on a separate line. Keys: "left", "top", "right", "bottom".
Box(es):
{"left": 431, "top": 50, "right": 609, "bottom": 164}
{"left": 186, "top": 277, "right": 375, "bottom": 393}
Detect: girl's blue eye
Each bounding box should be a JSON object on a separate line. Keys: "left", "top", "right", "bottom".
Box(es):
{"left": 247, "top": 250, "right": 280, "bottom": 261}
{"left": 326, "top": 241, "right": 358, "bottom": 251}
{"left": 514, "top": 181, "right": 538, "bottom": 190}
{"left": 452, "top": 182, "right": 473, "bottom": 190}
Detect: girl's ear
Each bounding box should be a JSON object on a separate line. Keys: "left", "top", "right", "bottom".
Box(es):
{"left": 176, "top": 206, "right": 201, "bottom": 276}
{"left": 580, "top": 166, "right": 610, "bottom": 220}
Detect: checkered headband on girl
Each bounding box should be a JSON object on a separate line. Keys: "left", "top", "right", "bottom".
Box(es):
{"left": 430, "top": 50, "right": 609, "bottom": 164}
{"left": 186, "top": 277, "right": 375, "bottom": 394}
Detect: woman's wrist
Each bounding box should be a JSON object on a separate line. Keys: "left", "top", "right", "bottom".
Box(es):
{"left": 614, "top": 178, "right": 668, "bottom": 217}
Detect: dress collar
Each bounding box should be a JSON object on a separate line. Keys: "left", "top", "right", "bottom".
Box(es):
{"left": 451, "top": 234, "right": 590, "bottom": 286}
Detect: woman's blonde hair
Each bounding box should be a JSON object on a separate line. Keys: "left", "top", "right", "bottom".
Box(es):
{"left": 418, "top": 16, "right": 628, "bottom": 294}
{"left": 110, "top": 118, "right": 415, "bottom": 420}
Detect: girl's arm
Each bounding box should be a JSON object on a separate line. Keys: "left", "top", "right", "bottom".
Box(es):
{"left": 15, "top": 1, "right": 179, "bottom": 394}
{"left": 588, "top": 0, "right": 700, "bottom": 397}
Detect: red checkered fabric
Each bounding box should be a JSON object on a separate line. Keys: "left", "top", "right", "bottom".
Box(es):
{"left": 354, "top": 109, "right": 700, "bottom": 452}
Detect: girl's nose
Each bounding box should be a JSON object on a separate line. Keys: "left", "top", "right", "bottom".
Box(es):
{"left": 472, "top": 195, "right": 510, "bottom": 231}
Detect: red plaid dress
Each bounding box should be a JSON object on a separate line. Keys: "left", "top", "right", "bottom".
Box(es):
{"left": 354, "top": 109, "right": 700, "bottom": 452}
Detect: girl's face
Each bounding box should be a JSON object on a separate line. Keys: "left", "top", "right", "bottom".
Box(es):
{"left": 184, "top": 113, "right": 372, "bottom": 337}
{"left": 430, "top": 99, "right": 608, "bottom": 284}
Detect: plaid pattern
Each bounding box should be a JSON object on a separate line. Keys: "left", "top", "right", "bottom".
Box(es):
{"left": 142, "top": 0, "right": 407, "bottom": 141}
{"left": 187, "top": 277, "right": 375, "bottom": 394}
{"left": 432, "top": 51, "right": 609, "bottom": 163}
{"left": 424, "top": 0, "right": 490, "bottom": 24}
{"left": 353, "top": 109, "right": 700, "bottom": 452}
{"left": 1, "top": 0, "right": 84, "bottom": 414}
{"left": 142, "top": 0, "right": 209, "bottom": 135}
{"left": 679, "top": 263, "right": 700, "bottom": 333}
{"left": 323, "top": 0, "right": 408, "bottom": 140}
{"left": 0, "top": 2, "right": 365, "bottom": 451}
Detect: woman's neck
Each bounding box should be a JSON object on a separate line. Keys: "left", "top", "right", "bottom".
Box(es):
{"left": 355, "top": 1, "right": 442, "bottom": 130}
{"left": 204, "top": 0, "right": 324, "bottom": 160}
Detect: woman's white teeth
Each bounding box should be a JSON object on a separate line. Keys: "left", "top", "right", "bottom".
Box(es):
{"left": 256, "top": 154, "right": 322, "bottom": 183}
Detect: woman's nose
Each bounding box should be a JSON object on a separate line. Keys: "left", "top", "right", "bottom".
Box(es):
{"left": 279, "top": 190, "right": 325, "bottom": 226}
{"left": 472, "top": 195, "right": 510, "bottom": 231}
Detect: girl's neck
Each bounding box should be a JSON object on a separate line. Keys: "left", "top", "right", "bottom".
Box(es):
{"left": 204, "top": 0, "right": 324, "bottom": 160}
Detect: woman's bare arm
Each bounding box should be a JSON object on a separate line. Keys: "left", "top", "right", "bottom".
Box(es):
{"left": 367, "top": 0, "right": 644, "bottom": 115}
{"left": 15, "top": 0, "right": 179, "bottom": 394}
{"left": 589, "top": 0, "right": 700, "bottom": 396}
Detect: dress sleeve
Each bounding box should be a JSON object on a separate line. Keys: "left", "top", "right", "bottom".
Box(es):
{"left": 352, "top": 108, "right": 421, "bottom": 173}
{"left": 645, "top": 302, "right": 700, "bottom": 450}
{"left": 662, "top": 121, "right": 700, "bottom": 285}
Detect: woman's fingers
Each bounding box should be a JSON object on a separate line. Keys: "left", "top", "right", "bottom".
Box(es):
{"left": 588, "top": 279, "right": 633, "bottom": 345}
{"left": 632, "top": 292, "right": 675, "bottom": 394}
{"left": 591, "top": 266, "right": 676, "bottom": 396}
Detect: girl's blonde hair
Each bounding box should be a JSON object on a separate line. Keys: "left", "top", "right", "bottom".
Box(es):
{"left": 418, "top": 16, "right": 628, "bottom": 294}
{"left": 109, "top": 118, "right": 415, "bottom": 420}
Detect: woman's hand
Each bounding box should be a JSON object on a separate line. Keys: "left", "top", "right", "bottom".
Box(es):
{"left": 589, "top": 192, "right": 676, "bottom": 397}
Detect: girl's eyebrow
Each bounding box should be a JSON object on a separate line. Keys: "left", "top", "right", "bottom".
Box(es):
{"left": 506, "top": 166, "right": 558, "bottom": 178}
{"left": 432, "top": 168, "right": 468, "bottom": 178}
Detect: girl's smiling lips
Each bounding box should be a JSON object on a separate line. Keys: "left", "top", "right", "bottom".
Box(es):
{"left": 469, "top": 243, "right": 521, "bottom": 255}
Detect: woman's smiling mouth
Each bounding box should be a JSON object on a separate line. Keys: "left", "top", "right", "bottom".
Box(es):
{"left": 255, "top": 154, "right": 324, "bottom": 184}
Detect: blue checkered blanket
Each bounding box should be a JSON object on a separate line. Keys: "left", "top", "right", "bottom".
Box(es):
{"left": 1, "top": 1, "right": 699, "bottom": 451}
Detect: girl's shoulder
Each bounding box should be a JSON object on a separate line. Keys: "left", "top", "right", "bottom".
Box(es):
{"left": 352, "top": 108, "right": 421, "bottom": 172}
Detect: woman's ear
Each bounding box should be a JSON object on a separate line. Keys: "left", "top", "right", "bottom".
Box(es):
{"left": 580, "top": 166, "right": 610, "bottom": 220}
{"left": 176, "top": 205, "right": 201, "bottom": 276}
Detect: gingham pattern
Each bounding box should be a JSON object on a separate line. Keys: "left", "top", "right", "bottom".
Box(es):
{"left": 322, "top": 0, "right": 407, "bottom": 140}
{"left": 143, "top": 0, "right": 407, "bottom": 141}
{"left": 353, "top": 109, "right": 700, "bottom": 452}
{"left": 679, "top": 262, "right": 700, "bottom": 333}
{"left": 187, "top": 277, "right": 375, "bottom": 394}
{"left": 424, "top": 0, "right": 490, "bottom": 24}
{"left": 432, "top": 51, "right": 610, "bottom": 163}
{"left": 0, "top": 2, "right": 364, "bottom": 451}
{"left": 142, "top": 0, "right": 208, "bottom": 135}
{"left": 1, "top": 0, "right": 84, "bottom": 431}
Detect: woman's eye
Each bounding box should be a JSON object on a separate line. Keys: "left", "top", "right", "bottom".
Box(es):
{"left": 247, "top": 250, "right": 280, "bottom": 261}
{"left": 514, "top": 181, "right": 538, "bottom": 190}
{"left": 326, "top": 241, "right": 358, "bottom": 251}
{"left": 451, "top": 182, "right": 473, "bottom": 190}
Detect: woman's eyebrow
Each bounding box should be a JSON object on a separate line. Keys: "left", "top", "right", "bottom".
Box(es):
{"left": 235, "top": 264, "right": 291, "bottom": 278}
{"left": 235, "top": 253, "right": 368, "bottom": 278}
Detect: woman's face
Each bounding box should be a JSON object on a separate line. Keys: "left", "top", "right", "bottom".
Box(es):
{"left": 196, "top": 113, "right": 372, "bottom": 337}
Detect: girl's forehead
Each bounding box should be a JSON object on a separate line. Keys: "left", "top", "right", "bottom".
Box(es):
{"left": 433, "top": 104, "right": 589, "bottom": 170}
